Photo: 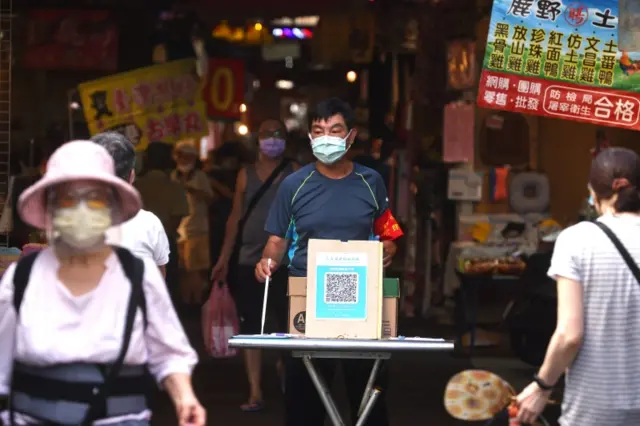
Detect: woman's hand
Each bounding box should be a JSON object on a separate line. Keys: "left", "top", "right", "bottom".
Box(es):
{"left": 382, "top": 240, "right": 397, "bottom": 268}
{"left": 174, "top": 392, "right": 206, "bottom": 426}
{"left": 211, "top": 259, "right": 229, "bottom": 282}
{"left": 163, "top": 373, "right": 206, "bottom": 426}
{"left": 515, "top": 382, "right": 552, "bottom": 425}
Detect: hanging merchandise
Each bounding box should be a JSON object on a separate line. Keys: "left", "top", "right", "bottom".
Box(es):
{"left": 311, "top": 13, "right": 374, "bottom": 65}
{"left": 443, "top": 102, "right": 475, "bottom": 163}
{"left": 447, "top": 40, "right": 477, "bottom": 90}
{"left": 478, "top": 0, "right": 640, "bottom": 132}
{"left": 509, "top": 171, "right": 550, "bottom": 214}
{"left": 489, "top": 166, "right": 510, "bottom": 202}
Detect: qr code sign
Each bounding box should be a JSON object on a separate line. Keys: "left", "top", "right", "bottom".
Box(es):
{"left": 324, "top": 272, "right": 358, "bottom": 304}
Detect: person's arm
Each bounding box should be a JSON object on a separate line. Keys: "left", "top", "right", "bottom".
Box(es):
{"left": 0, "top": 264, "right": 18, "bottom": 399}
{"left": 536, "top": 276, "right": 584, "bottom": 384}
{"left": 371, "top": 172, "right": 403, "bottom": 266}
{"left": 209, "top": 175, "right": 234, "bottom": 200}
{"left": 141, "top": 259, "right": 202, "bottom": 423}
{"left": 516, "top": 229, "right": 583, "bottom": 424}
{"left": 150, "top": 213, "right": 170, "bottom": 278}
{"left": 256, "top": 177, "right": 294, "bottom": 281}
{"left": 169, "top": 184, "right": 190, "bottom": 236}
{"left": 217, "top": 168, "right": 247, "bottom": 265}
{"left": 185, "top": 171, "right": 214, "bottom": 202}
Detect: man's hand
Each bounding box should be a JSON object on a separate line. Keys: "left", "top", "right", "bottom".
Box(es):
{"left": 255, "top": 257, "right": 279, "bottom": 283}
{"left": 382, "top": 240, "right": 397, "bottom": 268}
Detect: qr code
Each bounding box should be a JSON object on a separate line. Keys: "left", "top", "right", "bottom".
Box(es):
{"left": 324, "top": 273, "right": 358, "bottom": 304}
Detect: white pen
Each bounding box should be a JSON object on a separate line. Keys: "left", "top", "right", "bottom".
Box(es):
{"left": 260, "top": 258, "right": 272, "bottom": 335}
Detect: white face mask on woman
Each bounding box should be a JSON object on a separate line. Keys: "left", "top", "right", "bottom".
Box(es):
{"left": 52, "top": 202, "right": 112, "bottom": 249}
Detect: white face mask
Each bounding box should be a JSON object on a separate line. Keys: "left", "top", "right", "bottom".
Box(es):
{"left": 52, "top": 202, "right": 112, "bottom": 250}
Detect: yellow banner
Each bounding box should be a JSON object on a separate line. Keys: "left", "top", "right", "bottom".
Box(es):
{"left": 78, "top": 59, "right": 208, "bottom": 152}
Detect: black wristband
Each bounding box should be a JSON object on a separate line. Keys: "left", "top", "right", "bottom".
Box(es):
{"left": 533, "top": 374, "right": 554, "bottom": 391}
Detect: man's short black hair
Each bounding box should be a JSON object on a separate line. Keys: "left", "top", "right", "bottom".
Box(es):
{"left": 308, "top": 97, "right": 355, "bottom": 130}
{"left": 90, "top": 131, "right": 136, "bottom": 181}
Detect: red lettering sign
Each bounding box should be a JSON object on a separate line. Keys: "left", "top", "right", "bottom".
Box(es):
{"left": 146, "top": 118, "right": 165, "bottom": 140}
{"left": 24, "top": 10, "right": 118, "bottom": 71}
{"left": 183, "top": 111, "right": 203, "bottom": 133}
{"left": 477, "top": 70, "right": 640, "bottom": 130}
{"left": 163, "top": 114, "right": 182, "bottom": 138}
{"left": 113, "top": 88, "right": 132, "bottom": 115}
{"left": 132, "top": 83, "right": 153, "bottom": 109}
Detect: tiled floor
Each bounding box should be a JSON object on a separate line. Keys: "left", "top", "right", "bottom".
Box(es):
{"left": 151, "top": 316, "right": 560, "bottom": 426}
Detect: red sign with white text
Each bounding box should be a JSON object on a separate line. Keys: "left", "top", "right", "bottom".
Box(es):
{"left": 24, "top": 10, "right": 118, "bottom": 71}
{"left": 478, "top": 69, "right": 640, "bottom": 130}
{"left": 202, "top": 59, "right": 245, "bottom": 121}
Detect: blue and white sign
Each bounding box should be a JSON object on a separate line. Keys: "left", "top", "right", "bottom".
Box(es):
{"left": 314, "top": 252, "right": 368, "bottom": 320}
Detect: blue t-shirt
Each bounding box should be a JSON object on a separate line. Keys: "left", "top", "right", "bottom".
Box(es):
{"left": 265, "top": 162, "right": 389, "bottom": 277}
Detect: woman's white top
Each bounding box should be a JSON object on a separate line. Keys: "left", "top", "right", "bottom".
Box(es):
{"left": 549, "top": 215, "right": 640, "bottom": 425}
{"left": 0, "top": 247, "right": 198, "bottom": 425}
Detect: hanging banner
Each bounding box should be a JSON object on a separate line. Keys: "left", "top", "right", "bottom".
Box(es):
{"left": 203, "top": 59, "right": 245, "bottom": 121}
{"left": 78, "top": 59, "right": 207, "bottom": 152}
{"left": 24, "top": 10, "right": 118, "bottom": 71}
{"left": 478, "top": 1, "right": 640, "bottom": 131}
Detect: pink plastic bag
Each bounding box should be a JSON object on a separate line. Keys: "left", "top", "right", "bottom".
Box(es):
{"left": 202, "top": 282, "right": 239, "bottom": 358}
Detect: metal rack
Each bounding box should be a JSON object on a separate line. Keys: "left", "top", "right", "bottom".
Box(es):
{"left": 0, "top": 0, "right": 10, "bottom": 247}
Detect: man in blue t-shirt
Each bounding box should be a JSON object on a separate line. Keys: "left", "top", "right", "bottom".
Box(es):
{"left": 255, "top": 98, "right": 401, "bottom": 426}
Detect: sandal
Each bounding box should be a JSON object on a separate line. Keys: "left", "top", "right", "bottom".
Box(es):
{"left": 240, "top": 400, "right": 265, "bottom": 412}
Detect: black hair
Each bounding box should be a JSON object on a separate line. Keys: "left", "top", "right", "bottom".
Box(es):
{"left": 308, "top": 97, "right": 356, "bottom": 130}
{"left": 90, "top": 131, "right": 136, "bottom": 181}
{"left": 146, "top": 141, "right": 175, "bottom": 170}
{"left": 590, "top": 147, "right": 640, "bottom": 213}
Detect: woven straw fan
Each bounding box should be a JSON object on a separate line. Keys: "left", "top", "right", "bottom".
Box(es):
{"left": 444, "top": 370, "right": 556, "bottom": 424}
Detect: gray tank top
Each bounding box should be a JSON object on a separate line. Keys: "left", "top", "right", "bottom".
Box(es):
{"left": 238, "top": 162, "right": 294, "bottom": 266}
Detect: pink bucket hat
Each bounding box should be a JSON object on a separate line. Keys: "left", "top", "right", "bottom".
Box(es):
{"left": 18, "top": 140, "right": 142, "bottom": 230}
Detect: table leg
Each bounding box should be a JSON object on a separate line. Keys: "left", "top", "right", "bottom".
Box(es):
{"left": 355, "top": 388, "right": 381, "bottom": 426}
{"left": 301, "top": 355, "right": 345, "bottom": 426}
{"left": 468, "top": 280, "right": 478, "bottom": 358}
{"left": 357, "top": 358, "right": 382, "bottom": 416}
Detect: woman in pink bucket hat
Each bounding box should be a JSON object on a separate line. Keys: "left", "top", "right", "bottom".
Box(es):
{"left": 0, "top": 141, "right": 205, "bottom": 426}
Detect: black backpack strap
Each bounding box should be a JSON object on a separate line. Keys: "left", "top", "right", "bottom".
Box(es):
{"left": 81, "top": 247, "right": 146, "bottom": 426}
{"left": 593, "top": 221, "right": 640, "bottom": 282}
{"left": 112, "top": 246, "right": 147, "bottom": 327}
{"left": 12, "top": 252, "right": 39, "bottom": 315}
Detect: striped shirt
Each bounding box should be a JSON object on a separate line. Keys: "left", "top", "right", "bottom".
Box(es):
{"left": 549, "top": 214, "right": 640, "bottom": 425}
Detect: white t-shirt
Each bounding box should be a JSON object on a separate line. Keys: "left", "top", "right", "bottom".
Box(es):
{"left": 549, "top": 215, "right": 640, "bottom": 425}
{"left": 0, "top": 247, "right": 197, "bottom": 425}
{"left": 107, "top": 210, "right": 170, "bottom": 266}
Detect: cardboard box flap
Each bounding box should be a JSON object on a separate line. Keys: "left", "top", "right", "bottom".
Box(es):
{"left": 288, "top": 277, "right": 306, "bottom": 296}
{"left": 383, "top": 278, "right": 400, "bottom": 298}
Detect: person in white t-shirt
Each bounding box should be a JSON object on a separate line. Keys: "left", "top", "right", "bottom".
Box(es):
{"left": 91, "top": 132, "right": 171, "bottom": 276}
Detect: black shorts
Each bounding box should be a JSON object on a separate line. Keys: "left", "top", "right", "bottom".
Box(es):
{"left": 231, "top": 265, "right": 289, "bottom": 335}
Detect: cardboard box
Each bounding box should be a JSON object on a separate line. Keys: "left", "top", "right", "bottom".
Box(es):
{"left": 288, "top": 277, "right": 400, "bottom": 339}
{"left": 306, "top": 239, "right": 383, "bottom": 339}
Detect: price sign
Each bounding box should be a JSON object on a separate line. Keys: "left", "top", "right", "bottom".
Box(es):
{"left": 203, "top": 58, "right": 245, "bottom": 120}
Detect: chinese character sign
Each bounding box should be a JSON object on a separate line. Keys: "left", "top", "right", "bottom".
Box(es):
{"left": 478, "top": 0, "right": 640, "bottom": 130}
{"left": 24, "top": 10, "right": 118, "bottom": 71}
{"left": 78, "top": 59, "right": 208, "bottom": 151}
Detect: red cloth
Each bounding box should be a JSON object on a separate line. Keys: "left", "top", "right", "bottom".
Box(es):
{"left": 493, "top": 167, "right": 509, "bottom": 201}
{"left": 374, "top": 209, "right": 404, "bottom": 241}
